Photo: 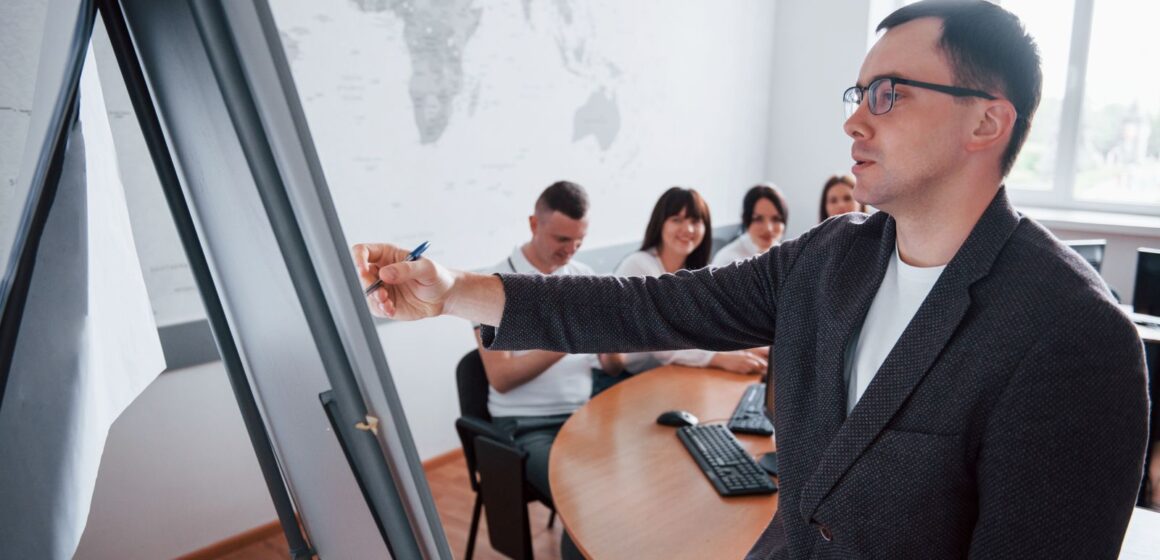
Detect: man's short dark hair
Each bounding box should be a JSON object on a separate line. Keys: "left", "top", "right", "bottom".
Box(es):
{"left": 879, "top": 0, "right": 1042, "bottom": 177}
{"left": 535, "top": 181, "right": 589, "bottom": 220}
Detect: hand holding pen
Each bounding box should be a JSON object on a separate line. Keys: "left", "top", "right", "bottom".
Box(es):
{"left": 352, "top": 240, "right": 505, "bottom": 325}
{"left": 353, "top": 240, "right": 455, "bottom": 320}
{"left": 363, "top": 240, "right": 429, "bottom": 296}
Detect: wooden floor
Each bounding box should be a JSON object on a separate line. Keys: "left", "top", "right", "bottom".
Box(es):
{"left": 210, "top": 452, "right": 563, "bottom": 559}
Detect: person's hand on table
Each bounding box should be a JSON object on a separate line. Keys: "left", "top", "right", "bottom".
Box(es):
{"left": 710, "top": 350, "right": 768, "bottom": 376}
{"left": 598, "top": 353, "right": 627, "bottom": 376}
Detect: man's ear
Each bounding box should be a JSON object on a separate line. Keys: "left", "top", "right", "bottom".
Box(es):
{"left": 528, "top": 214, "right": 538, "bottom": 236}
{"left": 966, "top": 100, "right": 1017, "bottom": 153}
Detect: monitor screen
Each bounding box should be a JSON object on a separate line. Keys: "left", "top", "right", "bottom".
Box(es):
{"left": 1134, "top": 248, "right": 1160, "bottom": 315}
{"left": 1064, "top": 239, "right": 1107, "bottom": 274}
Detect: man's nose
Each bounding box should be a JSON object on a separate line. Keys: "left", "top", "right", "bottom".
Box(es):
{"left": 843, "top": 101, "right": 871, "bottom": 140}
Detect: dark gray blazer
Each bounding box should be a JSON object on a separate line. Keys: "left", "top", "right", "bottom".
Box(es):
{"left": 482, "top": 189, "right": 1149, "bottom": 559}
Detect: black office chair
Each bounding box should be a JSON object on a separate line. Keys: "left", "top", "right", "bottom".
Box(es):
{"left": 454, "top": 350, "right": 557, "bottom": 560}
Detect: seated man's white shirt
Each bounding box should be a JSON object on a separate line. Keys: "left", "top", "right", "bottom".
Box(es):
{"left": 482, "top": 245, "right": 595, "bottom": 417}
{"left": 614, "top": 249, "right": 714, "bottom": 372}
{"left": 711, "top": 232, "right": 771, "bottom": 267}
{"left": 844, "top": 245, "right": 945, "bottom": 414}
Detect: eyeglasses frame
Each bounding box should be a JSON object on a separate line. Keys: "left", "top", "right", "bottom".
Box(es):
{"left": 844, "top": 76, "right": 998, "bottom": 117}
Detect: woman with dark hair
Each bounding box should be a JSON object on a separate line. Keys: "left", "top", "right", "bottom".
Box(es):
{"left": 608, "top": 187, "right": 767, "bottom": 377}
{"left": 819, "top": 174, "right": 863, "bottom": 222}
{"left": 624, "top": 186, "right": 714, "bottom": 272}
{"left": 712, "top": 183, "right": 788, "bottom": 266}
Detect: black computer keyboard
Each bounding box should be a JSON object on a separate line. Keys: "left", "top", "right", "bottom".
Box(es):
{"left": 677, "top": 424, "right": 777, "bottom": 496}
{"left": 727, "top": 383, "right": 774, "bottom": 436}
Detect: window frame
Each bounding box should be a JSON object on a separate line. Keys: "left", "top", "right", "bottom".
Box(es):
{"left": 1005, "top": 0, "right": 1160, "bottom": 217}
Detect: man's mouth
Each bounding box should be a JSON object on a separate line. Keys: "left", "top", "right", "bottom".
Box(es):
{"left": 852, "top": 150, "right": 876, "bottom": 171}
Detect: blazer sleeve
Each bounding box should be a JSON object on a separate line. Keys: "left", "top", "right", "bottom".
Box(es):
{"left": 480, "top": 229, "right": 813, "bottom": 354}
{"left": 967, "top": 307, "right": 1149, "bottom": 558}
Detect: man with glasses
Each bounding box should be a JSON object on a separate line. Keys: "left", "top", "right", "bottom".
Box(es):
{"left": 356, "top": 1, "right": 1149, "bottom": 557}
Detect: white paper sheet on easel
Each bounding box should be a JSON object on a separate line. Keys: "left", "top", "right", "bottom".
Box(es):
{"left": 0, "top": 43, "right": 164, "bottom": 559}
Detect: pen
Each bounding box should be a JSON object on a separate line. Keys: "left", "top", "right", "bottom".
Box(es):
{"left": 364, "top": 240, "right": 430, "bottom": 296}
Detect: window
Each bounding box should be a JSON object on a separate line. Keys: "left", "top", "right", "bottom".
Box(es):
{"left": 1002, "top": 0, "right": 1074, "bottom": 194}
{"left": 1072, "top": 1, "right": 1160, "bottom": 206}
{"left": 1004, "top": 0, "right": 1160, "bottom": 214}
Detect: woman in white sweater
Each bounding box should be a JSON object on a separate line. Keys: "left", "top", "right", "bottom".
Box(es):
{"left": 605, "top": 187, "right": 767, "bottom": 377}
{"left": 711, "top": 183, "right": 788, "bottom": 266}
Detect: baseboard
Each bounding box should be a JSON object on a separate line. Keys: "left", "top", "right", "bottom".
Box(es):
{"left": 174, "top": 448, "right": 465, "bottom": 558}
{"left": 422, "top": 447, "right": 464, "bottom": 471}
{"left": 174, "top": 520, "right": 283, "bottom": 560}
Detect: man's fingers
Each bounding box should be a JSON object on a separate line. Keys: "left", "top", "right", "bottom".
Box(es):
{"left": 378, "top": 262, "right": 403, "bottom": 284}
{"left": 363, "top": 243, "right": 386, "bottom": 264}
{"left": 353, "top": 243, "right": 407, "bottom": 267}
{"left": 379, "top": 258, "right": 431, "bottom": 285}
{"left": 353, "top": 244, "right": 393, "bottom": 287}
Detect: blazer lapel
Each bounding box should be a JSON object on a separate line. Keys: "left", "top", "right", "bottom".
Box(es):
{"left": 812, "top": 216, "right": 896, "bottom": 436}
{"left": 799, "top": 188, "right": 1022, "bottom": 524}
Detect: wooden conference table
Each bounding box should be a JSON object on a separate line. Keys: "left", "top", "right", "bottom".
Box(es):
{"left": 548, "top": 366, "right": 777, "bottom": 559}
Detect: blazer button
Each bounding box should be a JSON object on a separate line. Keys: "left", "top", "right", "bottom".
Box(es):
{"left": 818, "top": 525, "right": 833, "bottom": 542}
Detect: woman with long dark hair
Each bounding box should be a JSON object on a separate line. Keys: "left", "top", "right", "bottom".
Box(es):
{"left": 608, "top": 187, "right": 766, "bottom": 377}
{"left": 819, "top": 174, "right": 863, "bottom": 222}
{"left": 712, "top": 183, "right": 789, "bottom": 266}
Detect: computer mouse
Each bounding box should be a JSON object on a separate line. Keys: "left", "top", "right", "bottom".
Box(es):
{"left": 656, "top": 410, "right": 699, "bottom": 427}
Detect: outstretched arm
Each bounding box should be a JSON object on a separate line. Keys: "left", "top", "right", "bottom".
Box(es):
{"left": 481, "top": 252, "right": 785, "bottom": 355}
{"left": 355, "top": 227, "right": 811, "bottom": 357}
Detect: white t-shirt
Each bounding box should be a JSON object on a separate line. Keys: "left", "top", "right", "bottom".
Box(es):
{"left": 614, "top": 249, "right": 714, "bottom": 372}
{"left": 843, "top": 245, "right": 945, "bottom": 414}
{"left": 712, "top": 232, "right": 773, "bottom": 267}
{"left": 482, "top": 245, "right": 596, "bottom": 417}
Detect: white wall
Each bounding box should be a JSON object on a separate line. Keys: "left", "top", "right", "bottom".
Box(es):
{"left": 271, "top": 0, "right": 778, "bottom": 270}
{"left": 75, "top": 362, "right": 274, "bottom": 559}
{"left": 765, "top": 0, "right": 872, "bottom": 238}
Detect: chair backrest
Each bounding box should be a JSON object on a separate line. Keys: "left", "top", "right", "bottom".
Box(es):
{"left": 456, "top": 349, "right": 491, "bottom": 421}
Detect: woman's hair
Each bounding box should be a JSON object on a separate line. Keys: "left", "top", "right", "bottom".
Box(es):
{"left": 818, "top": 174, "right": 859, "bottom": 222}
{"left": 742, "top": 183, "right": 789, "bottom": 231}
{"left": 641, "top": 186, "right": 713, "bottom": 270}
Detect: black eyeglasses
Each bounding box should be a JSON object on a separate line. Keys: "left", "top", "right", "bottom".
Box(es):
{"left": 843, "top": 76, "right": 997, "bottom": 118}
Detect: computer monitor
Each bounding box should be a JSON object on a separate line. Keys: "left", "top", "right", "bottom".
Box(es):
{"left": 1063, "top": 239, "right": 1107, "bottom": 274}
{"left": 1133, "top": 248, "right": 1160, "bottom": 315}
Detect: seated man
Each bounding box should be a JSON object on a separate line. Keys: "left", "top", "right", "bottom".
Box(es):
{"left": 473, "top": 180, "right": 596, "bottom": 502}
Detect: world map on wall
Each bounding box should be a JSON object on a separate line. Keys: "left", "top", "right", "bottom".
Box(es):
{"left": 270, "top": 0, "right": 773, "bottom": 272}
{"left": 314, "top": 0, "right": 622, "bottom": 149}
